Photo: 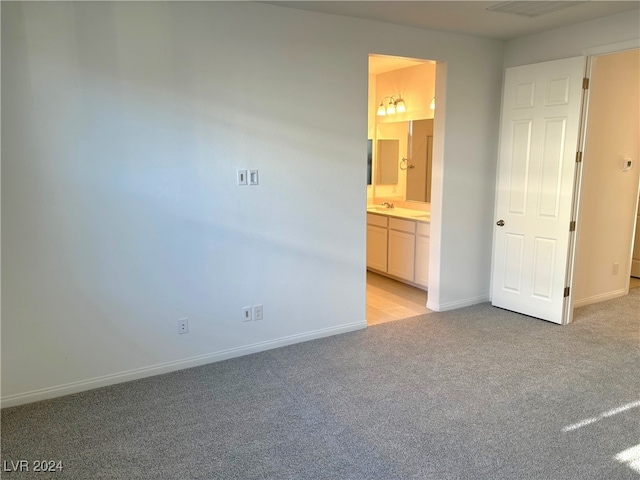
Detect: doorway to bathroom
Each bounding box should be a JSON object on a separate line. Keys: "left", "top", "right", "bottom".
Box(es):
{"left": 366, "top": 53, "right": 437, "bottom": 326}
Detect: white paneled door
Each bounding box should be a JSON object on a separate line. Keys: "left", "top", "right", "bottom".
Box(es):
{"left": 491, "top": 57, "right": 586, "bottom": 324}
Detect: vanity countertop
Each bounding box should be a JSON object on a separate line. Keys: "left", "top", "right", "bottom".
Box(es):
{"left": 367, "top": 206, "right": 430, "bottom": 222}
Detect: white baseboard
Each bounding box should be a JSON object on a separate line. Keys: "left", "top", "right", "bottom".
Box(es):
{"left": 573, "top": 289, "right": 627, "bottom": 308}
{"left": 1, "top": 321, "right": 366, "bottom": 409}
{"left": 427, "top": 294, "right": 490, "bottom": 312}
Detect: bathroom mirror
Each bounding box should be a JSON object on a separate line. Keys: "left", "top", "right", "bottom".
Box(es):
{"left": 376, "top": 139, "right": 399, "bottom": 185}
{"left": 374, "top": 119, "right": 433, "bottom": 202}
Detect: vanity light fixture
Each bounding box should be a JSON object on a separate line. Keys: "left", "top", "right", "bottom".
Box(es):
{"left": 377, "top": 95, "right": 406, "bottom": 116}
{"left": 430, "top": 97, "right": 435, "bottom": 110}
{"left": 386, "top": 101, "right": 396, "bottom": 115}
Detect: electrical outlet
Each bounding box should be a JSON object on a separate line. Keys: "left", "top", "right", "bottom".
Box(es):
{"left": 253, "top": 305, "right": 263, "bottom": 321}
{"left": 242, "top": 306, "right": 252, "bottom": 322}
{"left": 613, "top": 263, "right": 619, "bottom": 275}
{"left": 178, "top": 318, "right": 189, "bottom": 334}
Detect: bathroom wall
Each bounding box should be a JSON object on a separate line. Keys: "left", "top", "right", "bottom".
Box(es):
{"left": 376, "top": 63, "right": 436, "bottom": 123}
{"left": 370, "top": 62, "right": 435, "bottom": 200}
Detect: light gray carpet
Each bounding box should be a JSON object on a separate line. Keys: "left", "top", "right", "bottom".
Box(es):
{"left": 2, "top": 290, "right": 639, "bottom": 479}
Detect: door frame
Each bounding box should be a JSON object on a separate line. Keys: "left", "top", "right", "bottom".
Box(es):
{"left": 365, "top": 53, "right": 443, "bottom": 324}
{"left": 561, "top": 57, "right": 591, "bottom": 324}
{"left": 567, "top": 39, "right": 640, "bottom": 320}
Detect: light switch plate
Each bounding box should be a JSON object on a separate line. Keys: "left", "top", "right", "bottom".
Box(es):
{"left": 249, "top": 170, "right": 259, "bottom": 185}
{"left": 237, "top": 170, "right": 248, "bottom": 185}
{"left": 622, "top": 158, "right": 632, "bottom": 171}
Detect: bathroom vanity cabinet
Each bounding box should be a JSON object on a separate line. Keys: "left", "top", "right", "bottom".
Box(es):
{"left": 366, "top": 212, "right": 430, "bottom": 289}
{"left": 388, "top": 218, "right": 416, "bottom": 281}
{"left": 366, "top": 214, "right": 388, "bottom": 272}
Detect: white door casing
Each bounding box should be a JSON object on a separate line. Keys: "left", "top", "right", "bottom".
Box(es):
{"left": 491, "top": 57, "right": 586, "bottom": 324}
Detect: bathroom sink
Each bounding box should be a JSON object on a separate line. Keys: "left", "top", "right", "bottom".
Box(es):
{"left": 368, "top": 206, "right": 430, "bottom": 220}
{"left": 369, "top": 206, "right": 395, "bottom": 212}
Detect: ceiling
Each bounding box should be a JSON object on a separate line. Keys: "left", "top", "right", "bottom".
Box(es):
{"left": 264, "top": 1, "right": 640, "bottom": 41}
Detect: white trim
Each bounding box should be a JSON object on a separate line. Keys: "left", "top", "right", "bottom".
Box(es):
{"left": 583, "top": 39, "right": 640, "bottom": 57}
{"left": 573, "top": 289, "right": 627, "bottom": 308}
{"left": 1, "top": 321, "right": 366, "bottom": 408}
{"left": 427, "top": 294, "right": 489, "bottom": 312}
{"left": 563, "top": 55, "right": 591, "bottom": 325}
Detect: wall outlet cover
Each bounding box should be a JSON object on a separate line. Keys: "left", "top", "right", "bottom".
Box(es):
{"left": 178, "top": 318, "right": 189, "bottom": 334}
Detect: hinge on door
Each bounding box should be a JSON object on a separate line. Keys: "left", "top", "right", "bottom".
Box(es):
{"left": 564, "top": 287, "right": 570, "bottom": 297}
{"left": 582, "top": 77, "right": 589, "bottom": 89}
{"left": 576, "top": 151, "right": 582, "bottom": 163}
{"left": 569, "top": 221, "right": 576, "bottom": 232}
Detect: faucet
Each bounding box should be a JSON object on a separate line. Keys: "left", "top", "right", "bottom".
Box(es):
{"left": 381, "top": 202, "right": 394, "bottom": 209}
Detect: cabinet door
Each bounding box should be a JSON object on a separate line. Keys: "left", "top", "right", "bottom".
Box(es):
{"left": 367, "top": 225, "right": 388, "bottom": 272}
{"left": 388, "top": 230, "right": 415, "bottom": 281}
{"left": 415, "top": 234, "right": 430, "bottom": 288}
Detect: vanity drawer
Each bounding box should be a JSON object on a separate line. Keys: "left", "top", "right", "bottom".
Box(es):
{"left": 417, "top": 222, "right": 430, "bottom": 237}
{"left": 367, "top": 213, "right": 388, "bottom": 228}
{"left": 389, "top": 217, "right": 416, "bottom": 234}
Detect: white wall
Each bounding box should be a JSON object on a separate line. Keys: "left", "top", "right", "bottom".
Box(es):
{"left": 1, "top": 1, "right": 503, "bottom": 406}
{"left": 573, "top": 50, "right": 640, "bottom": 306}
{"left": 504, "top": 10, "right": 640, "bottom": 67}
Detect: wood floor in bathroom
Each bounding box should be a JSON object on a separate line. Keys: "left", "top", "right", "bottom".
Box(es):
{"left": 366, "top": 271, "right": 433, "bottom": 326}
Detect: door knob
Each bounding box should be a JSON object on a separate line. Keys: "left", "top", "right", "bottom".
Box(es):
{"left": 496, "top": 220, "right": 505, "bottom": 226}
